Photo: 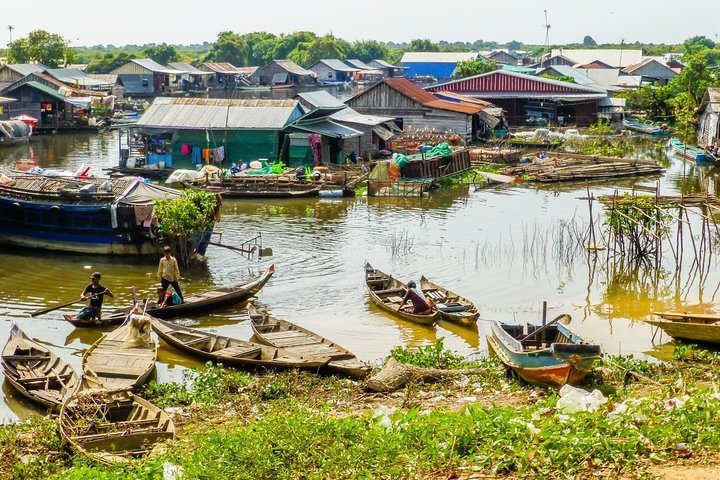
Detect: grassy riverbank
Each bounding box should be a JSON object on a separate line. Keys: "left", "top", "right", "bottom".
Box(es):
{"left": 3, "top": 342, "right": 720, "bottom": 479}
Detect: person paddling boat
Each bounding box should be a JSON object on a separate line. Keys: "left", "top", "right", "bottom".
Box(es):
{"left": 76, "top": 272, "right": 113, "bottom": 324}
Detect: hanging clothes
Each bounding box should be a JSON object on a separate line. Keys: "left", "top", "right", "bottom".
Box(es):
{"left": 215, "top": 146, "right": 225, "bottom": 164}
{"left": 202, "top": 148, "right": 211, "bottom": 164}
{"left": 180, "top": 144, "right": 191, "bottom": 155}
{"left": 191, "top": 147, "right": 202, "bottom": 165}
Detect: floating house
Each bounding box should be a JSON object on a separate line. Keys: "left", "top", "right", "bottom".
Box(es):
{"left": 698, "top": 88, "right": 720, "bottom": 147}
{"left": 535, "top": 65, "right": 598, "bottom": 87}
{"left": 167, "top": 62, "right": 215, "bottom": 91}
{"left": 367, "top": 60, "right": 406, "bottom": 78}
{"left": 425, "top": 70, "right": 609, "bottom": 127}
{"left": 482, "top": 50, "right": 518, "bottom": 65}
{"left": 296, "top": 90, "right": 397, "bottom": 158}
{"left": 345, "top": 59, "right": 383, "bottom": 83}
{"left": 0, "top": 96, "right": 16, "bottom": 120}
{"left": 345, "top": 78, "right": 496, "bottom": 142}
{"left": 398, "top": 52, "right": 480, "bottom": 81}
{"left": 252, "top": 60, "right": 316, "bottom": 87}
{"left": 0, "top": 72, "right": 108, "bottom": 130}
{"left": 576, "top": 69, "right": 642, "bottom": 91}
{"left": 622, "top": 58, "right": 677, "bottom": 86}
{"left": 43, "top": 68, "right": 116, "bottom": 92}
{"left": 308, "top": 59, "right": 358, "bottom": 85}
{"left": 197, "top": 62, "right": 254, "bottom": 88}
{"left": 551, "top": 49, "right": 644, "bottom": 69}
{"left": 110, "top": 58, "right": 184, "bottom": 96}
{"left": 0, "top": 63, "right": 48, "bottom": 90}
{"left": 134, "top": 97, "right": 304, "bottom": 169}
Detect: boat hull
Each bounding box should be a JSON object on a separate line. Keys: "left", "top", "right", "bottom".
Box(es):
{"left": 487, "top": 322, "right": 600, "bottom": 389}
{"left": 365, "top": 263, "right": 439, "bottom": 326}
{"left": 647, "top": 315, "right": 720, "bottom": 345}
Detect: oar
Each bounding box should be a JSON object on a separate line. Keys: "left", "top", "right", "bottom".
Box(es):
{"left": 29, "top": 290, "right": 108, "bottom": 318}
{"left": 519, "top": 314, "right": 572, "bottom": 343}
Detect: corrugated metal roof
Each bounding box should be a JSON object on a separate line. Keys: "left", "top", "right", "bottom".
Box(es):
{"left": 137, "top": 97, "right": 301, "bottom": 130}
{"left": 312, "top": 59, "right": 358, "bottom": 72}
{"left": 272, "top": 60, "right": 315, "bottom": 77}
{"left": 345, "top": 59, "right": 374, "bottom": 70}
{"left": 296, "top": 90, "right": 345, "bottom": 109}
{"left": 535, "top": 65, "right": 597, "bottom": 86}
{"left": 44, "top": 68, "right": 111, "bottom": 88}
{"left": 400, "top": 52, "right": 479, "bottom": 64}
{"left": 131, "top": 58, "right": 181, "bottom": 74}
{"left": 0, "top": 96, "right": 17, "bottom": 104}
{"left": 429, "top": 69, "right": 607, "bottom": 95}
{"left": 88, "top": 74, "right": 118, "bottom": 84}
{"left": 368, "top": 59, "right": 406, "bottom": 69}
{"left": 551, "top": 49, "right": 643, "bottom": 68}
{"left": 383, "top": 78, "right": 486, "bottom": 114}
{"left": 331, "top": 107, "right": 395, "bottom": 126}
{"left": 3, "top": 63, "right": 48, "bottom": 76}
{"left": 15, "top": 81, "right": 68, "bottom": 102}
{"left": 199, "top": 62, "right": 254, "bottom": 75}
{"left": 290, "top": 119, "right": 362, "bottom": 139}
{"left": 623, "top": 58, "right": 677, "bottom": 77}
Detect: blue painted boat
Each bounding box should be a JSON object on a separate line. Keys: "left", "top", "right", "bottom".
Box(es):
{"left": 0, "top": 174, "right": 212, "bottom": 255}
{"left": 667, "top": 138, "right": 718, "bottom": 165}
{"left": 487, "top": 318, "right": 601, "bottom": 388}
{"left": 622, "top": 119, "right": 670, "bottom": 137}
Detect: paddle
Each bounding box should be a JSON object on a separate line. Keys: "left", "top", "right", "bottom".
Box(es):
{"left": 519, "top": 314, "right": 572, "bottom": 343}
{"left": 30, "top": 290, "right": 109, "bottom": 318}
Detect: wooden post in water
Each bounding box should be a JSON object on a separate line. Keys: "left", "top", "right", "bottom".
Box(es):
{"left": 542, "top": 301, "right": 547, "bottom": 326}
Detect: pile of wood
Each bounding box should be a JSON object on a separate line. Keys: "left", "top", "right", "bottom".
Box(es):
{"left": 469, "top": 147, "right": 522, "bottom": 165}
{"left": 502, "top": 153, "right": 663, "bottom": 183}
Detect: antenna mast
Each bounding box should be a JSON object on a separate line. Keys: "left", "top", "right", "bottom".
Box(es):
{"left": 7, "top": 25, "right": 14, "bottom": 45}
{"left": 541, "top": 10, "right": 551, "bottom": 67}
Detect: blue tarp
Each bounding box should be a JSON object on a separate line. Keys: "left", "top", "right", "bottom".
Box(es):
{"left": 401, "top": 62, "right": 459, "bottom": 80}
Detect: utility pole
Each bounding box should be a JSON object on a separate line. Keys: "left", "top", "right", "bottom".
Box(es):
{"left": 7, "top": 25, "right": 14, "bottom": 45}
{"left": 540, "top": 10, "right": 551, "bottom": 68}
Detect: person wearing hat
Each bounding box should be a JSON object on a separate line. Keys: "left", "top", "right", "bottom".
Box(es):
{"left": 157, "top": 246, "right": 183, "bottom": 303}
{"left": 76, "top": 272, "right": 114, "bottom": 322}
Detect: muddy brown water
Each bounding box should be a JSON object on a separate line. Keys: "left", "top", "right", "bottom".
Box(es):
{"left": 0, "top": 131, "right": 717, "bottom": 421}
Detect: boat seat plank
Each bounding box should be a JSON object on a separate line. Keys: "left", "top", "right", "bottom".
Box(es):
{"left": 386, "top": 296, "right": 404, "bottom": 304}
{"left": 17, "top": 373, "right": 73, "bottom": 384}
{"left": 2, "top": 355, "right": 51, "bottom": 361}
{"left": 373, "top": 288, "right": 404, "bottom": 296}
{"left": 183, "top": 335, "right": 210, "bottom": 346}
{"left": 213, "top": 345, "right": 262, "bottom": 358}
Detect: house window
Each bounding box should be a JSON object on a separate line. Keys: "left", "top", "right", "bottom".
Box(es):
{"left": 142, "top": 78, "right": 149, "bottom": 87}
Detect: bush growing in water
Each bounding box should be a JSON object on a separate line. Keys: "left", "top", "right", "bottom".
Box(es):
{"left": 154, "top": 190, "right": 218, "bottom": 265}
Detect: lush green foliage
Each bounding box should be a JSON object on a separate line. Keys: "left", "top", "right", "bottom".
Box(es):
{"left": 586, "top": 119, "right": 616, "bottom": 136}
{"left": 143, "top": 43, "right": 179, "bottom": 65}
{"left": 540, "top": 73, "right": 576, "bottom": 84}
{"left": 86, "top": 52, "right": 137, "bottom": 73}
{"left": 452, "top": 58, "right": 498, "bottom": 79}
{"left": 0, "top": 417, "right": 62, "bottom": 480}
{"left": 154, "top": 190, "right": 217, "bottom": 237}
{"left": 391, "top": 338, "right": 482, "bottom": 369}
{"left": 204, "top": 31, "right": 249, "bottom": 65}
{"left": 7, "top": 30, "right": 74, "bottom": 68}
{"left": 564, "top": 136, "right": 634, "bottom": 157}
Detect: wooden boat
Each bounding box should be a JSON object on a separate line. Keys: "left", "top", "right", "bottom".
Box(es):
{"left": 1, "top": 322, "right": 79, "bottom": 410}
{"left": 0, "top": 120, "right": 32, "bottom": 147}
{"left": 419, "top": 276, "right": 479, "bottom": 326}
{"left": 247, "top": 304, "right": 371, "bottom": 379}
{"left": 83, "top": 319, "right": 157, "bottom": 390}
{"left": 64, "top": 264, "right": 275, "bottom": 327}
{"left": 364, "top": 263, "right": 439, "bottom": 326}
{"left": 622, "top": 119, "right": 670, "bottom": 137}
{"left": 59, "top": 374, "right": 174, "bottom": 465}
{"left": 486, "top": 319, "right": 601, "bottom": 388}
{"left": 647, "top": 312, "right": 720, "bottom": 344}
{"left": 667, "top": 138, "right": 717, "bottom": 165}
{"left": 191, "top": 177, "right": 323, "bottom": 199}
{"left": 151, "top": 316, "right": 330, "bottom": 371}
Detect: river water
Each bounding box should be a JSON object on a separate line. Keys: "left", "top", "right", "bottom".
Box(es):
{"left": 0, "top": 131, "right": 717, "bottom": 422}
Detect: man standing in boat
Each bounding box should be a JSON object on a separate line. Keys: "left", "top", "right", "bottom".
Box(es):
{"left": 78, "top": 272, "right": 113, "bottom": 322}
{"left": 397, "top": 280, "right": 435, "bottom": 315}
{"left": 157, "top": 246, "right": 183, "bottom": 303}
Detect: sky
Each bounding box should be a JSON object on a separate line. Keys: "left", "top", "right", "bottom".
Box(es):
{"left": 3, "top": 0, "right": 719, "bottom": 47}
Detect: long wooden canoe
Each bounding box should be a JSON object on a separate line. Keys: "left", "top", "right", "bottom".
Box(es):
{"left": 59, "top": 374, "right": 174, "bottom": 465}
{"left": 1, "top": 322, "right": 79, "bottom": 410}
{"left": 151, "top": 316, "right": 330, "bottom": 371}
{"left": 419, "top": 276, "right": 479, "bottom": 326}
{"left": 247, "top": 304, "right": 371, "bottom": 379}
{"left": 64, "top": 264, "right": 275, "bottom": 327}
{"left": 647, "top": 312, "right": 720, "bottom": 344}
{"left": 364, "top": 262, "right": 439, "bottom": 326}
{"left": 487, "top": 319, "right": 601, "bottom": 389}
{"left": 83, "top": 318, "right": 157, "bottom": 391}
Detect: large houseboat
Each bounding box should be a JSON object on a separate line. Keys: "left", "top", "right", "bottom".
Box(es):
{"left": 0, "top": 174, "right": 212, "bottom": 255}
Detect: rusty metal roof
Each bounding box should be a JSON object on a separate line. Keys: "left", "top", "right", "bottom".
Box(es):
{"left": 271, "top": 60, "right": 315, "bottom": 77}
{"left": 381, "top": 78, "right": 486, "bottom": 115}
{"left": 136, "top": 97, "right": 301, "bottom": 130}
{"left": 200, "top": 62, "right": 255, "bottom": 75}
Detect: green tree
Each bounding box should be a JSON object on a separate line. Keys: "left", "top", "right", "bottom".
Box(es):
{"left": 452, "top": 58, "right": 497, "bottom": 78}
{"left": 541, "top": 73, "right": 576, "bottom": 83}
{"left": 347, "top": 41, "right": 389, "bottom": 62}
{"left": 242, "top": 32, "right": 278, "bottom": 66}
{"left": 7, "top": 30, "right": 75, "bottom": 68}
{"left": 409, "top": 39, "right": 439, "bottom": 52}
{"left": 618, "top": 84, "right": 673, "bottom": 120}
{"left": 86, "top": 51, "right": 138, "bottom": 73}
{"left": 297, "top": 35, "right": 347, "bottom": 67}
{"left": 583, "top": 35, "right": 598, "bottom": 46}
{"left": 506, "top": 40, "right": 522, "bottom": 51}
{"left": 272, "top": 32, "right": 317, "bottom": 60}
{"left": 205, "top": 31, "right": 248, "bottom": 66}
{"left": 144, "top": 43, "right": 179, "bottom": 65}
{"left": 682, "top": 36, "right": 716, "bottom": 55}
